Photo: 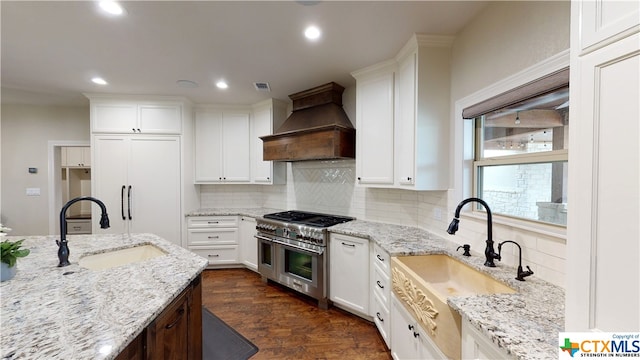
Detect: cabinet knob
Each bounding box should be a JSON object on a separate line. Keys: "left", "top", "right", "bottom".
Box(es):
{"left": 132, "top": 128, "right": 136, "bottom": 133}
{"left": 357, "top": 177, "right": 361, "bottom": 181}
{"left": 407, "top": 177, "right": 412, "bottom": 181}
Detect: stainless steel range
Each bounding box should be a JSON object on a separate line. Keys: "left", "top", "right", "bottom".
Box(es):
{"left": 255, "top": 210, "right": 354, "bottom": 309}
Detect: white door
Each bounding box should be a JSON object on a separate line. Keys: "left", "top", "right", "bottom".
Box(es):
{"left": 194, "top": 110, "right": 224, "bottom": 182}
{"left": 92, "top": 136, "right": 129, "bottom": 234}
{"left": 395, "top": 51, "right": 417, "bottom": 186}
{"left": 251, "top": 106, "right": 272, "bottom": 183}
{"left": 128, "top": 136, "right": 181, "bottom": 244}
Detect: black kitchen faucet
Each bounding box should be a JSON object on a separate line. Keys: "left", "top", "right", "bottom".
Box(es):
{"left": 57, "top": 196, "right": 110, "bottom": 267}
{"left": 446, "top": 197, "right": 501, "bottom": 267}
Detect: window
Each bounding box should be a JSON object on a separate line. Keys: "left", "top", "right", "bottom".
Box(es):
{"left": 472, "top": 85, "right": 569, "bottom": 226}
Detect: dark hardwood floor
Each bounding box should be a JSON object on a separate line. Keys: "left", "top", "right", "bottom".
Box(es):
{"left": 201, "top": 268, "right": 392, "bottom": 360}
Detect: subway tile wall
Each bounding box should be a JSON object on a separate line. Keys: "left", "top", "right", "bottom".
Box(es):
{"left": 199, "top": 160, "right": 566, "bottom": 287}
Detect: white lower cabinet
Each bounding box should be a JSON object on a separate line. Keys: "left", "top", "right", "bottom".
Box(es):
{"left": 391, "top": 293, "right": 446, "bottom": 360}
{"left": 461, "top": 316, "right": 512, "bottom": 360}
{"left": 239, "top": 216, "right": 258, "bottom": 271}
{"left": 371, "top": 243, "right": 391, "bottom": 348}
{"left": 329, "top": 234, "right": 370, "bottom": 317}
{"left": 186, "top": 216, "right": 239, "bottom": 266}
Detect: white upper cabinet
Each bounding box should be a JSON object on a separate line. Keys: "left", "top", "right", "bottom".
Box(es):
{"left": 352, "top": 60, "right": 396, "bottom": 186}
{"left": 578, "top": 0, "right": 640, "bottom": 53}
{"left": 87, "top": 96, "right": 183, "bottom": 134}
{"left": 394, "top": 35, "right": 452, "bottom": 190}
{"left": 352, "top": 34, "right": 453, "bottom": 190}
{"left": 62, "top": 146, "right": 91, "bottom": 168}
{"left": 250, "top": 99, "right": 287, "bottom": 185}
{"left": 194, "top": 108, "right": 251, "bottom": 183}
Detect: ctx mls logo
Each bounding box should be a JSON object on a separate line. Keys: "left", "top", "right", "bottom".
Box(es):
{"left": 559, "top": 332, "right": 640, "bottom": 358}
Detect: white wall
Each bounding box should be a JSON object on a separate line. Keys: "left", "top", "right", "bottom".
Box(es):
{"left": 1, "top": 104, "right": 90, "bottom": 235}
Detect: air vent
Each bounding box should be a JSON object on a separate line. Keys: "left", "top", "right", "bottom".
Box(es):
{"left": 254, "top": 82, "right": 271, "bottom": 92}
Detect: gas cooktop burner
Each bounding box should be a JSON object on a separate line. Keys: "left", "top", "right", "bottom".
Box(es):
{"left": 263, "top": 210, "right": 354, "bottom": 228}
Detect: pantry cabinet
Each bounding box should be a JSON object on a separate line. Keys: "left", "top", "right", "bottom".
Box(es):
{"left": 92, "top": 135, "right": 181, "bottom": 244}
{"left": 329, "top": 233, "right": 370, "bottom": 317}
{"left": 194, "top": 109, "right": 251, "bottom": 183}
{"left": 352, "top": 60, "right": 396, "bottom": 186}
{"left": 186, "top": 216, "right": 240, "bottom": 266}
{"left": 352, "top": 34, "right": 452, "bottom": 190}
{"left": 566, "top": 1, "right": 639, "bottom": 332}
{"left": 251, "top": 100, "right": 287, "bottom": 185}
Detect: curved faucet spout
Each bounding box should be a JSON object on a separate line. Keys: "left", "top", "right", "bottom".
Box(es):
{"left": 58, "top": 196, "right": 110, "bottom": 267}
{"left": 446, "top": 197, "right": 499, "bottom": 267}
{"left": 498, "top": 240, "right": 534, "bottom": 281}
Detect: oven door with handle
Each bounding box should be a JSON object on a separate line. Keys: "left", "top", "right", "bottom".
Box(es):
{"left": 277, "top": 242, "right": 325, "bottom": 300}
{"left": 256, "top": 235, "right": 277, "bottom": 281}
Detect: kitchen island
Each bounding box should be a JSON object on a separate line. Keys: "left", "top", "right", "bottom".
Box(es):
{"left": 0, "top": 233, "right": 208, "bottom": 359}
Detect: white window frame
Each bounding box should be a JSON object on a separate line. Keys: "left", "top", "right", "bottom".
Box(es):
{"left": 452, "top": 50, "right": 569, "bottom": 239}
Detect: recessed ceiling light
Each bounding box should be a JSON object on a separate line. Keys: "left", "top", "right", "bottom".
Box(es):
{"left": 91, "top": 77, "right": 108, "bottom": 85}
{"left": 304, "top": 26, "right": 321, "bottom": 41}
{"left": 216, "top": 81, "right": 228, "bottom": 89}
{"left": 99, "top": 1, "right": 125, "bottom": 16}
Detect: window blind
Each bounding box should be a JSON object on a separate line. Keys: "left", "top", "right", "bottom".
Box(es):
{"left": 462, "top": 68, "right": 569, "bottom": 119}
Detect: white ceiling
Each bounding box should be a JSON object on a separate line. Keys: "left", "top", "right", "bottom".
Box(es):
{"left": 1, "top": 1, "right": 488, "bottom": 107}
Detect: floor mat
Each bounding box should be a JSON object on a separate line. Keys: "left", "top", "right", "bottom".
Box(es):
{"left": 202, "top": 306, "right": 259, "bottom": 360}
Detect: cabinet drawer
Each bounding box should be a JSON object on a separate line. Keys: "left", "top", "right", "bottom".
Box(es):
{"left": 372, "top": 243, "right": 390, "bottom": 273}
{"left": 188, "top": 228, "right": 238, "bottom": 246}
{"left": 372, "top": 263, "right": 390, "bottom": 305}
{"left": 372, "top": 292, "right": 390, "bottom": 348}
{"left": 187, "top": 216, "right": 238, "bottom": 228}
{"left": 66, "top": 219, "right": 92, "bottom": 234}
{"left": 191, "top": 247, "right": 239, "bottom": 265}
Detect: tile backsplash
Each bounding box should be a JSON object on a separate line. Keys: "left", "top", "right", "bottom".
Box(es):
{"left": 198, "top": 160, "right": 566, "bottom": 287}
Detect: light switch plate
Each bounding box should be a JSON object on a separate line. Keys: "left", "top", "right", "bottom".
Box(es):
{"left": 26, "top": 188, "right": 41, "bottom": 196}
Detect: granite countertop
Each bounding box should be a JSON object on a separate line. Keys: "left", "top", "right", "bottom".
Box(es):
{"left": 330, "top": 219, "right": 564, "bottom": 360}
{"left": 0, "top": 233, "right": 208, "bottom": 360}
{"left": 185, "top": 207, "right": 282, "bottom": 218}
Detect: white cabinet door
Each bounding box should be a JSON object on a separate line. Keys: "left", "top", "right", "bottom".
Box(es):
{"left": 92, "top": 136, "right": 129, "bottom": 234}
{"left": 353, "top": 62, "right": 396, "bottom": 186}
{"left": 395, "top": 51, "right": 417, "bottom": 186}
{"left": 128, "top": 136, "right": 181, "bottom": 244}
{"left": 138, "top": 104, "right": 182, "bottom": 134}
{"left": 251, "top": 100, "right": 287, "bottom": 184}
{"left": 239, "top": 216, "right": 257, "bottom": 271}
{"left": 222, "top": 112, "right": 251, "bottom": 182}
{"left": 461, "top": 317, "right": 512, "bottom": 360}
{"left": 194, "top": 109, "right": 251, "bottom": 183}
{"left": 194, "top": 110, "right": 224, "bottom": 182}
{"left": 92, "top": 135, "right": 181, "bottom": 245}
{"left": 578, "top": 0, "right": 640, "bottom": 52}
{"left": 91, "top": 103, "right": 138, "bottom": 134}
{"left": 566, "top": 30, "right": 640, "bottom": 331}
{"left": 391, "top": 294, "right": 420, "bottom": 360}
{"left": 329, "top": 234, "right": 370, "bottom": 316}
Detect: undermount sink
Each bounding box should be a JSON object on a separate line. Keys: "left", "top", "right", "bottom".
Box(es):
{"left": 391, "top": 254, "right": 515, "bottom": 360}
{"left": 79, "top": 244, "right": 166, "bottom": 270}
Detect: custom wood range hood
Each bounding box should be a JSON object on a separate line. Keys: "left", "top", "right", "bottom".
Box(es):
{"left": 260, "top": 82, "right": 355, "bottom": 162}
